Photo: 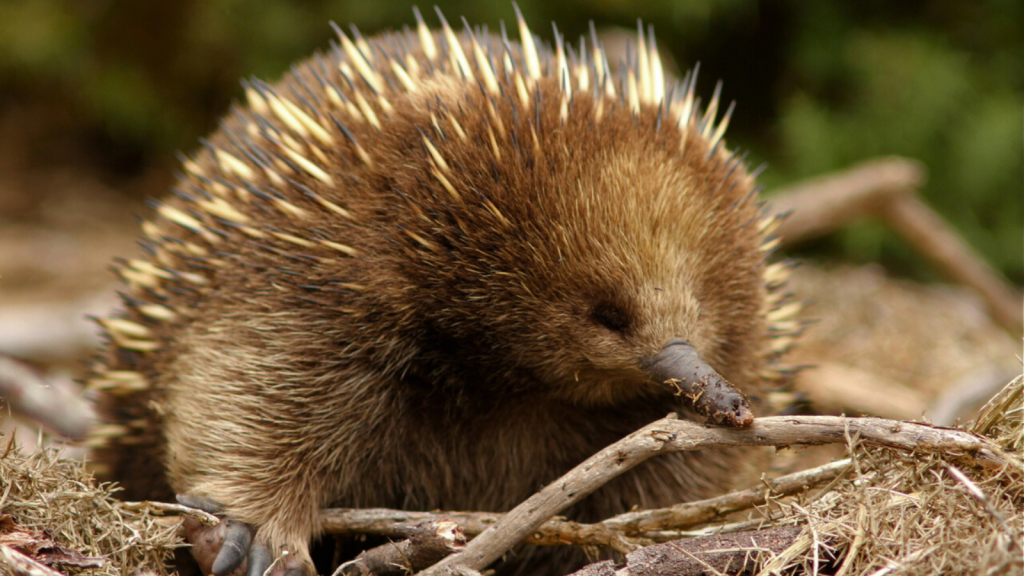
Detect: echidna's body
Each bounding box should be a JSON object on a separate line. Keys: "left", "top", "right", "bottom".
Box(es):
{"left": 88, "top": 9, "right": 798, "bottom": 576}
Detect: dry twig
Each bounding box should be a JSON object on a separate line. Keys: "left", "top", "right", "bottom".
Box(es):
{"left": 768, "top": 157, "right": 1023, "bottom": 335}
{"left": 119, "top": 501, "right": 220, "bottom": 527}
{"left": 603, "top": 459, "right": 851, "bottom": 536}
{"left": 333, "top": 520, "right": 466, "bottom": 576}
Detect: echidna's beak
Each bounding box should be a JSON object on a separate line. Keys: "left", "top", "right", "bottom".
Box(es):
{"left": 640, "top": 338, "right": 754, "bottom": 428}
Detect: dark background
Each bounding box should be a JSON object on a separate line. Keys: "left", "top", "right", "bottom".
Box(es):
{"left": 1, "top": 0, "right": 1021, "bottom": 282}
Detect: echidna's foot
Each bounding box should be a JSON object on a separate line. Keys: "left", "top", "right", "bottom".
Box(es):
{"left": 176, "top": 494, "right": 308, "bottom": 576}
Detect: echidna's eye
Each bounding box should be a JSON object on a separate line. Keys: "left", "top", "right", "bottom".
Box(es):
{"left": 591, "top": 301, "right": 631, "bottom": 334}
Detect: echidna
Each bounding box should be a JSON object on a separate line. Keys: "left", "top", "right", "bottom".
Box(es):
{"left": 86, "top": 7, "right": 800, "bottom": 576}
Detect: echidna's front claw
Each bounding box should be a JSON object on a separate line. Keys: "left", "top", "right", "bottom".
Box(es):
{"left": 177, "top": 494, "right": 254, "bottom": 576}
{"left": 213, "top": 519, "right": 253, "bottom": 576}
{"left": 176, "top": 494, "right": 310, "bottom": 576}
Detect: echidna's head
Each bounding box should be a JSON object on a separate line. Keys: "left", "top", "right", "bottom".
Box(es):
{"left": 369, "top": 74, "right": 774, "bottom": 411}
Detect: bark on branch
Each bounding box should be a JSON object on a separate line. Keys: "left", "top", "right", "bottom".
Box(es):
{"left": 566, "top": 526, "right": 805, "bottom": 576}
{"left": 333, "top": 520, "right": 466, "bottom": 576}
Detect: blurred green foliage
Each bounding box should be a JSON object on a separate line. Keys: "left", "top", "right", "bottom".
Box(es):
{"left": 0, "top": 0, "right": 1020, "bottom": 281}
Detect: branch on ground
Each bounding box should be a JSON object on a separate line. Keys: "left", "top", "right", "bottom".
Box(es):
{"left": 416, "top": 414, "right": 1011, "bottom": 575}
{"left": 321, "top": 458, "right": 851, "bottom": 553}
{"left": 333, "top": 520, "right": 466, "bottom": 576}
{"left": 768, "top": 157, "right": 1023, "bottom": 335}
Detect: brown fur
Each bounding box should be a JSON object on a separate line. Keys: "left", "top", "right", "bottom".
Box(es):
{"left": 89, "top": 17, "right": 798, "bottom": 575}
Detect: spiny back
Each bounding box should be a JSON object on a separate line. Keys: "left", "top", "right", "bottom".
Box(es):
{"left": 84, "top": 9, "right": 801, "bottom": 494}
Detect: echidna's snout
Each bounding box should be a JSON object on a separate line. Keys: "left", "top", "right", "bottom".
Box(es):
{"left": 641, "top": 339, "right": 755, "bottom": 427}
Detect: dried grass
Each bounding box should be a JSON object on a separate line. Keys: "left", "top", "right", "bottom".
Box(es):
{"left": 0, "top": 436, "right": 179, "bottom": 576}
{"left": 762, "top": 375, "right": 1023, "bottom": 576}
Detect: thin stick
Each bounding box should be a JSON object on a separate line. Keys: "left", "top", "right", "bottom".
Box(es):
{"left": 321, "top": 510, "right": 501, "bottom": 539}
{"left": 119, "top": 500, "right": 220, "bottom": 526}
{"left": 602, "top": 458, "right": 851, "bottom": 535}
{"left": 417, "top": 415, "right": 1010, "bottom": 575}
